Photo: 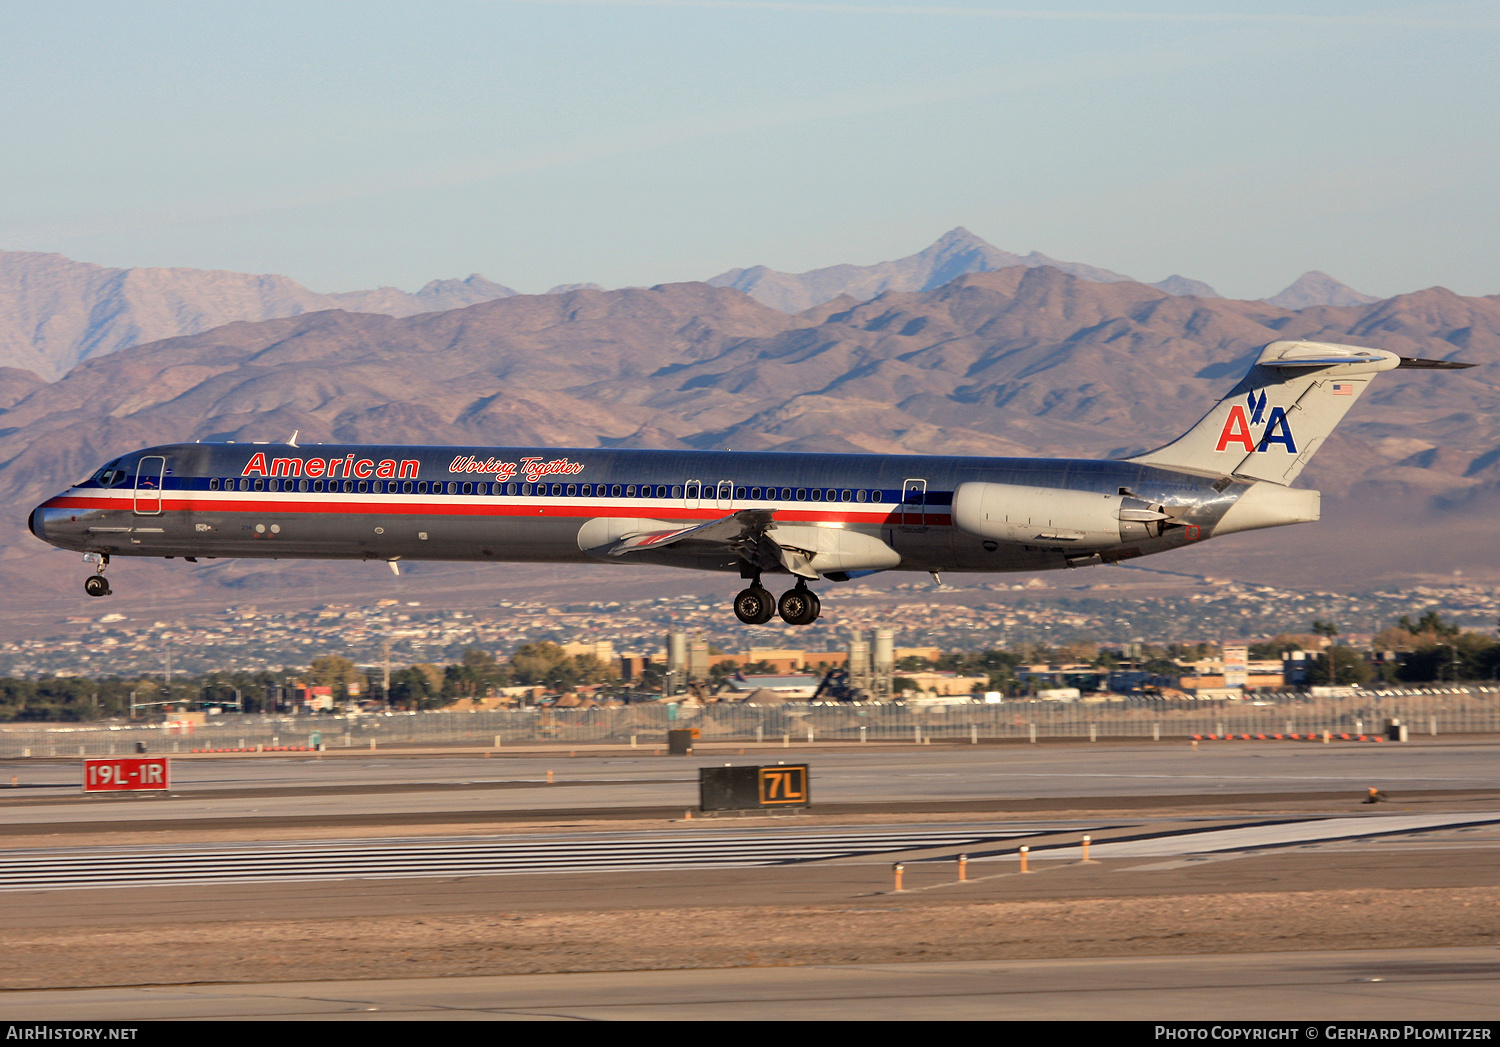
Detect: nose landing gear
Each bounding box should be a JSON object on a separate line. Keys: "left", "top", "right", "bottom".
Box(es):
{"left": 83, "top": 553, "right": 111, "bottom": 598}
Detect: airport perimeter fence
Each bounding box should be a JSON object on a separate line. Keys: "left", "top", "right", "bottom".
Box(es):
{"left": 1, "top": 687, "right": 1499, "bottom": 756}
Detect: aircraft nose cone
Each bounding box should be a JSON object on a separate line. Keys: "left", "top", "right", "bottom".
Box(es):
{"left": 28, "top": 502, "right": 82, "bottom": 548}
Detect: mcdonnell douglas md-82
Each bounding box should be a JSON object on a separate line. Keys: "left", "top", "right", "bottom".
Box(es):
{"left": 29, "top": 341, "right": 1470, "bottom": 626}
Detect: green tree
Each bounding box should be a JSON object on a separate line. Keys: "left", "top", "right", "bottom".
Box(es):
{"left": 1377, "top": 611, "right": 1491, "bottom": 682}
{"left": 309, "top": 655, "right": 360, "bottom": 699}
{"left": 444, "top": 648, "right": 511, "bottom": 701}
{"left": 1396, "top": 611, "right": 1460, "bottom": 639}
{"left": 509, "top": 642, "right": 570, "bottom": 686}
{"left": 1308, "top": 646, "right": 1373, "bottom": 687}
{"left": 388, "top": 664, "right": 446, "bottom": 709}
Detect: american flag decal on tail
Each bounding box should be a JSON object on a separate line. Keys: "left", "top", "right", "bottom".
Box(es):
{"left": 1331, "top": 382, "right": 1355, "bottom": 395}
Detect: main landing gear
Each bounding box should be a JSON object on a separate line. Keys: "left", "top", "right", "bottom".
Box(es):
{"left": 733, "top": 576, "right": 821, "bottom": 626}
{"left": 777, "top": 582, "right": 821, "bottom": 626}
{"left": 83, "top": 553, "right": 111, "bottom": 598}
{"left": 733, "top": 585, "right": 775, "bottom": 625}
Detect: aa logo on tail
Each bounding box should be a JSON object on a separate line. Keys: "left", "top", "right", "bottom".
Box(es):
{"left": 1215, "top": 391, "right": 1297, "bottom": 454}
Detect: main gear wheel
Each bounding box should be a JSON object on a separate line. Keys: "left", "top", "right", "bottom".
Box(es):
{"left": 777, "top": 586, "right": 821, "bottom": 625}
{"left": 732, "top": 586, "right": 776, "bottom": 625}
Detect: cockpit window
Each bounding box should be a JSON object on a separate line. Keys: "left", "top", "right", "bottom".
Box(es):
{"left": 91, "top": 460, "right": 127, "bottom": 488}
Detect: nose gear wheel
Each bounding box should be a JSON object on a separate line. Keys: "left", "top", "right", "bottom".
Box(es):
{"left": 83, "top": 553, "right": 111, "bottom": 597}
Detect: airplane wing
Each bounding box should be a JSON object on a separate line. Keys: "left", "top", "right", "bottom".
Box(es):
{"left": 605, "top": 509, "right": 820, "bottom": 579}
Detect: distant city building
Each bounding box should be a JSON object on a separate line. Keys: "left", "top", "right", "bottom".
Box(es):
{"left": 1222, "top": 643, "right": 1249, "bottom": 688}
{"left": 1283, "top": 651, "right": 1313, "bottom": 688}
{"left": 617, "top": 653, "right": 652, "bottom": 681}
{"left": 740, "top": 648, "right": 847, "bottom": 672}
{"left": 872, "top": 628, "right": 896, "bottom": 702}
{"left": 560, "top": 640, "right": 616, "bottom": 664}
{"left": 688, "top": 635, "right": 710, "bottom": 681}
{"left": 897, "top": 671, "right": 988, "bottom": 696}
{"left": 294, "top": 685, "right": 335, "bottom": 711}
{"left": 6, "top": 582, "right": 1498, "bottom": 690}
{"left": 1180, "top": 645, "right": 1285, "bottom": 691}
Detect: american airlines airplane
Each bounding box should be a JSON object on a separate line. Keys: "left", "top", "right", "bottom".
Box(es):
{"left": 28, "top": 341, "right": 1469, "bottom": 626}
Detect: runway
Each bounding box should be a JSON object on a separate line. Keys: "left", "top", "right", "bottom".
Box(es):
{"left": 0, "top": 809, "right": 1497, "bottom": 892}
{"left": 0, "top": 742, "right": 1496, "bottom": 1020}
{"left": 2, "top": 740, "right": 1497, "bottom": 832}
{"left": 0, "top": 824, "right": 1052, "bottom": 891}
{"left": 3, "top": 948, "right": 1498, "bottom": 1020}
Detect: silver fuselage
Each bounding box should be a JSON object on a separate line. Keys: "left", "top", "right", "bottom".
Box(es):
{"left": 29, "top": 443, "right": 1253, "bottom": 577}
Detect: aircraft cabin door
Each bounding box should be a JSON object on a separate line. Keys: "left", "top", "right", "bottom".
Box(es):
{"left": 900, "top": 478, "right": 927, "bottom": 532}
{"left": 134, "top": 456, "right": 166, "bottom": 516}
{"left": 716, "top": 480, "right": 734, "bottom": 512}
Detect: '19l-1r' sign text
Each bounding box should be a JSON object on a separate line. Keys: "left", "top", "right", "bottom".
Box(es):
{"left": 82, "top": 757, "right": 170, "bottom": 792}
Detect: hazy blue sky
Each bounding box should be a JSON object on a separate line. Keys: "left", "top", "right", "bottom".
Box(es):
{"left": 2, "top": 1, "right": 1497, "bottom": 298}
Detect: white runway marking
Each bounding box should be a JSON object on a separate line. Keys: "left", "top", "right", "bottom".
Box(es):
{"left": 1014, "top": 811, "right": 1500, "bottom": 862}
{"left": 0, "top": 825, "right": 1067, "bottom": 892}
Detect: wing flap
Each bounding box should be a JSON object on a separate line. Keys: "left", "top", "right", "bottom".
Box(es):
{"left": 603, "top": 508, "right": 821, "bottom": 579}
{"left": 605, "top": 508, "right": 775, "bottom": 555}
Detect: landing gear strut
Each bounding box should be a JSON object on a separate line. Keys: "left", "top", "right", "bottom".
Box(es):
{"left": 83, "top": 553, "right": 111, "bottom": 598}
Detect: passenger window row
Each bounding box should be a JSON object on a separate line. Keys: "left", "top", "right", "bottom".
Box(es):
{"left": 205, "top": 478, "right": 886, "bottom": 503}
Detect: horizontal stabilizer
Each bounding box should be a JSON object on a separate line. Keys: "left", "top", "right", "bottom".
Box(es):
{"left": 1262, "top": 355, "right": 1390, "bottom": 368}
{"left": 1398, "top": 357, "right": 1475, "bottom": 370}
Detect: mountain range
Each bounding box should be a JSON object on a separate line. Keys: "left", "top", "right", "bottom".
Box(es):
{"left": 2, "top": 261, "right": 1496, "bottom": 609}
{"left": 0, "top": 230, "right": 1379, "bottom": 379}
{"left": 0, "top": 250, "right": 523, "bottom": 379}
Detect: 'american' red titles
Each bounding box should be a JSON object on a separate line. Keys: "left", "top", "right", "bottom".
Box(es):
{"left": 240, "top": 453, "right": 420, "bottom": 479}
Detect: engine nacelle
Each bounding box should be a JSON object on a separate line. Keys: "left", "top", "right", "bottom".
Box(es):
{"left": 952, "top": 482, "right": 1167, "bottom": 549}
{"left": 770, "top": 524, "right": 902, "bottom": 573}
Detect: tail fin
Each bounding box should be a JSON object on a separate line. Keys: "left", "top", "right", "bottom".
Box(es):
{"left": 1130, "top": 340, "right": 1407, "bottom": 485}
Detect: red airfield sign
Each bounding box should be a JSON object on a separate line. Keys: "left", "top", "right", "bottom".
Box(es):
{"left": 82, "top": 757, "right": 170, "bottom": 792}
